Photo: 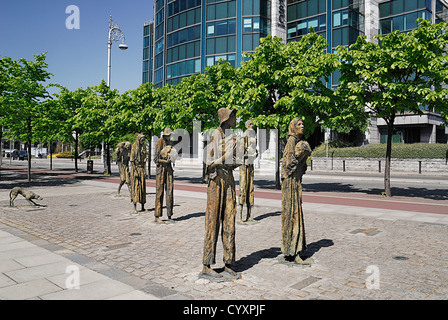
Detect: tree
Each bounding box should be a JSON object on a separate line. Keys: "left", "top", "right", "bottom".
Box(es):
{"left": 117, "top": 82, "right": 157, "bottom": 177}
{"left": 76, "top": 80, "right": 119, "bottom": 175}
{"left": 51, "top": 86, "right": 88, "bottom": 172}
{"left": 236, "top": 34, "right": 353, "bottom": 188}
{"left": 337, "top": 19, "right": 448, "bottom": 197}
{"left": 0, "top": 54, "right": 52, "bottom": 181}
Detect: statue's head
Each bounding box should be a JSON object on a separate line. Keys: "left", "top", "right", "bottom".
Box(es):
{"left": 162, "top": 127, "right": 172, "bottom": 140}
{"left": 288, "top": 118, "right": 304, "bottom": 138}
{"left": 218, "top": 108, "right": 237, "bottom": 127}
{"left": 137, "top": 134, "right": 146, "bottom": 144}
{"left": 245, "top": 120, "right": 254, "bottom": 130}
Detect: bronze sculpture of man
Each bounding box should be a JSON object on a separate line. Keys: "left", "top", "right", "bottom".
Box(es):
{"left": 238, "top": 120, "right": 258, "bottom": 224}
{"left": 130, "top": 134, "right": 147, "bottom": 213}
{"left": 154, "top": 127, "right": 177, "bottom": 223}
{"left": 201, "top": 108, "right": 242, "bottom": 279}
{"left": 281, "top": 118, "right": 313, "bottom": 265}
{"left": 115, "top": 141, "right": 132, "bottom": 197}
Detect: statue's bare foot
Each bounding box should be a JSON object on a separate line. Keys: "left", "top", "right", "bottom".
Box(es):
{"left": 294, "top": 256, "right": 314, "bottom": 265}
{"left": 201, "top": 266, "right": 222, "bottom": 278}
{"left": 166, "top": 216, "right": 175, "bottom": 223}
{"left": 154, "top": 217, "right": 165, "bottom": 224}
{"left": 224, "top": 265, "right": 238, "bottom": 276}
{"left": 237, "top": 218, "right": 246, "bottom": 225}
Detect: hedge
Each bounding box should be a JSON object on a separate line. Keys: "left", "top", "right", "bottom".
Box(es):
{"left": 311, "top": 143, "right": 448, "bottom": 159}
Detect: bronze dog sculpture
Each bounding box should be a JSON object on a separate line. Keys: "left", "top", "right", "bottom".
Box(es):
{"left": 9, "top": 187, "right": 44, "bottom": 207}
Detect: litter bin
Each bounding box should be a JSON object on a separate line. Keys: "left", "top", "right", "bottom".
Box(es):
{"left": 87, "top": 160, "right": 94, "bottom": 174}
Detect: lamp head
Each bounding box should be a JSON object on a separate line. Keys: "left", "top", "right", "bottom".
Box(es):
{"left": 119, "top": 43, "right": 128, "bottom": 50}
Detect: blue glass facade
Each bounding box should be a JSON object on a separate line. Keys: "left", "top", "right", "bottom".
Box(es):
{"left": 143, "top": 0, "right": 448, "bottom": 89}
{"left": 143, "top": 0, "right": 271, "bottom": 87}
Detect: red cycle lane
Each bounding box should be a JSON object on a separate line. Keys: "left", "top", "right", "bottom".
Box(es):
{"left": 4, "top": 165, "right": 446, "bottom": 216}
{"left": 100, "top": 177, "right": 448, "bottom": 216}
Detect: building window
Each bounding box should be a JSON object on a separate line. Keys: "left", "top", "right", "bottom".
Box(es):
{"left": 156, "top": 8, "right": 165, "bottom": 25}
{"left": 167, "top": 7, "right": 201, "bottom": 33}
{"left": 207, "top": 0, "right": 236, "bottom": 21}
{"left": 166, "top": 58, "right": 201, "bottom": 79}
{"left": 155, "top": 38, "right": 164, "bottom": 55}
{"left": 155, "top": 22, "right": 164, "bottom": 40}
{"left": 379, "top": 0, "right": 429, "bottom": 18}
{"left": 242, "top": 33, "right": 260, "bottom": 52}
{"left": 168, "top": 0, "right": 202, "bottom": 17}
{"left": 287, "top": 14, "right": 326, "bottom": 40}
{"left": 154, "top": 68, "right": 164, "bottom": 84}
{"left": 332, "top": 0, "right": 352, "bottom": 10}
{"left": 288, "top": 0, "right": 326, "bottom": 21}
{"left": 206, "top": 53, "right": 236, "bottom": 67}
{"left": 379, "top": 10, "right": 431, "bottom": 34}
{"left": 243, "top": 0, "right": 260, "bottom": 16}
{"left": 207, "top": 35, "right": 236, "bottom": 55}
{"left": 167, "top": 40, "right": 201, "bottom": 63}
{"left": 207, "top": 18, "right": 236, "bottom": 36}
{"left": 167, "top": 25, "right": 201, "bottom": 48}
{"left": 333, "top": 9, "right": 348, "bottom": 27}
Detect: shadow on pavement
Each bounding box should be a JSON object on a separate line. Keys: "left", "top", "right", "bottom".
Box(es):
{"left": 303, "top": 182, "right": 448, "bottom": 201}
{"left": 0, "top": 166, "right": 114, "bottom": 190}
{"left": 304, "top": 239, "right": 334, "bottom": 259}
{"left": 234, "top": 247, "right": 282, "bottom": 273}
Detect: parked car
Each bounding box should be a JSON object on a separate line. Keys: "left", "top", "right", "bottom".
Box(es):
{"left": 18, "top": 150, "right": 28, "bottom": 160}
{"left": 11, "top": 150, "right": 19, "bottom": 160}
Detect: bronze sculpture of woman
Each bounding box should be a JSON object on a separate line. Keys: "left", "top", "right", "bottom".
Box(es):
{"left": 281, "top": 118, "right": 313, "bottom": 265}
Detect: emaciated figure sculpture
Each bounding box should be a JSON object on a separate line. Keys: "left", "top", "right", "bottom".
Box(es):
{"left": 154, "top": 127, "right": 177, "bottom": 223}
{"left": 130, "top": 134, "right": 147, "bottom": 213}
{"left": 281, "top": 118, "right": 313, "bottom": 265}
{"left": 202, "top": 108, "right": 242, "bottom": 279}
{"left": 115, "top": 141, "right": 132, "bottom": 197}
{"left": 238, "top": 120, "right": 258, "bottom": 224}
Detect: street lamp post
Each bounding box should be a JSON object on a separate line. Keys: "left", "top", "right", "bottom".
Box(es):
{"left": 107, "top": 15, "right": 128, "bottom": 87}
{"left": 102, "top": 15, "right": 128, "bottom": 173}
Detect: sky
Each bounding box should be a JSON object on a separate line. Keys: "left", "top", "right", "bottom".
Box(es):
{"left": 0, "top": 0, "right": 155, "bottom": 94}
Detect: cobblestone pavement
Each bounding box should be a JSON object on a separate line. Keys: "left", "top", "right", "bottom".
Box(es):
{"left": 0, "top": 169, "right": 447, "bottom": 300}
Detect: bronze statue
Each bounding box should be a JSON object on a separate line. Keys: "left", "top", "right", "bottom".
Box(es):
{"left": 9, "top": 187, "right": 44, "bottom": 207}
{"left": 115, "top": 141, "right": 132, "bottom": 197}
{"left": 281, "top": 118, "right": 313, "bottom": 265}
{"left": 238, "top": 120, "right": 258, "bottom": 224}
{"left": 154, "top": 127, "right": 177, "bottom": 223}
{"left": 130, "top": 134, "right": 147, "bottom": 213}
{"left": 201, "top": 108, "right": 242, "bottom": 279}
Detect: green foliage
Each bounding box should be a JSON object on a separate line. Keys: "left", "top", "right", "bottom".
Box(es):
{"left": 337, "top": 19, "right": 448, "bottom": 125}
{"left": 0, "top": 53, "right": 52, "bottom": 142}
{"left": 312, "top": 143, "right": 448, "bottom": 159}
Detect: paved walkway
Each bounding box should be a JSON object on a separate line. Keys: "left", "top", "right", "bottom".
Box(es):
{"left": 0, "top": 165, "right": 447, "bottom": 300}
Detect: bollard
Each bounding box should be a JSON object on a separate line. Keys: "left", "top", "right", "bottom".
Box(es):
{"left": 343, "top": 160, "right": 346, "bottom": 172}
{"left": 87, "top": 160, "right": 94, "bottom": 174}
{"left": 418, "top": 160, "right": 422, "bottom": 174}
{"left": 378, "top": 160, "right": 381, "bottom": 173}
{"left": 310, "top": 159, "right": 313, "bottom": 171}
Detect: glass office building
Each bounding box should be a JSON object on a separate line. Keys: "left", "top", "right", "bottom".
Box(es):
{"left": 142, "top": 21, "right": 154, "bottom": 84}
{"left": 143, "top": 0, "right": 448, "bottom": 143}
{"left": 144, "top": 0, "right": 271, "bottom": 88}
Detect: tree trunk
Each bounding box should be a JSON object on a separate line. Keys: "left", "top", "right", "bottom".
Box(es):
{"left": 275, "top": 129, "right": 281, "bottom": 190}
{"left": 74, "top": 132, "right": 79, "bottom": 173}
{"left": 384, "top": 118, "right": 395, "bottom": 197}
{"left": 202, "top": 133, "right": 208, "bottom": 183}
{"left": 106, "top": 142, "right": 111, "bottom": 175}
{"left": 147, "top": 129, "right": 152, "bottom": 179}
{"left": 27, "top": 118, "right": 32, "bottom": 182}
